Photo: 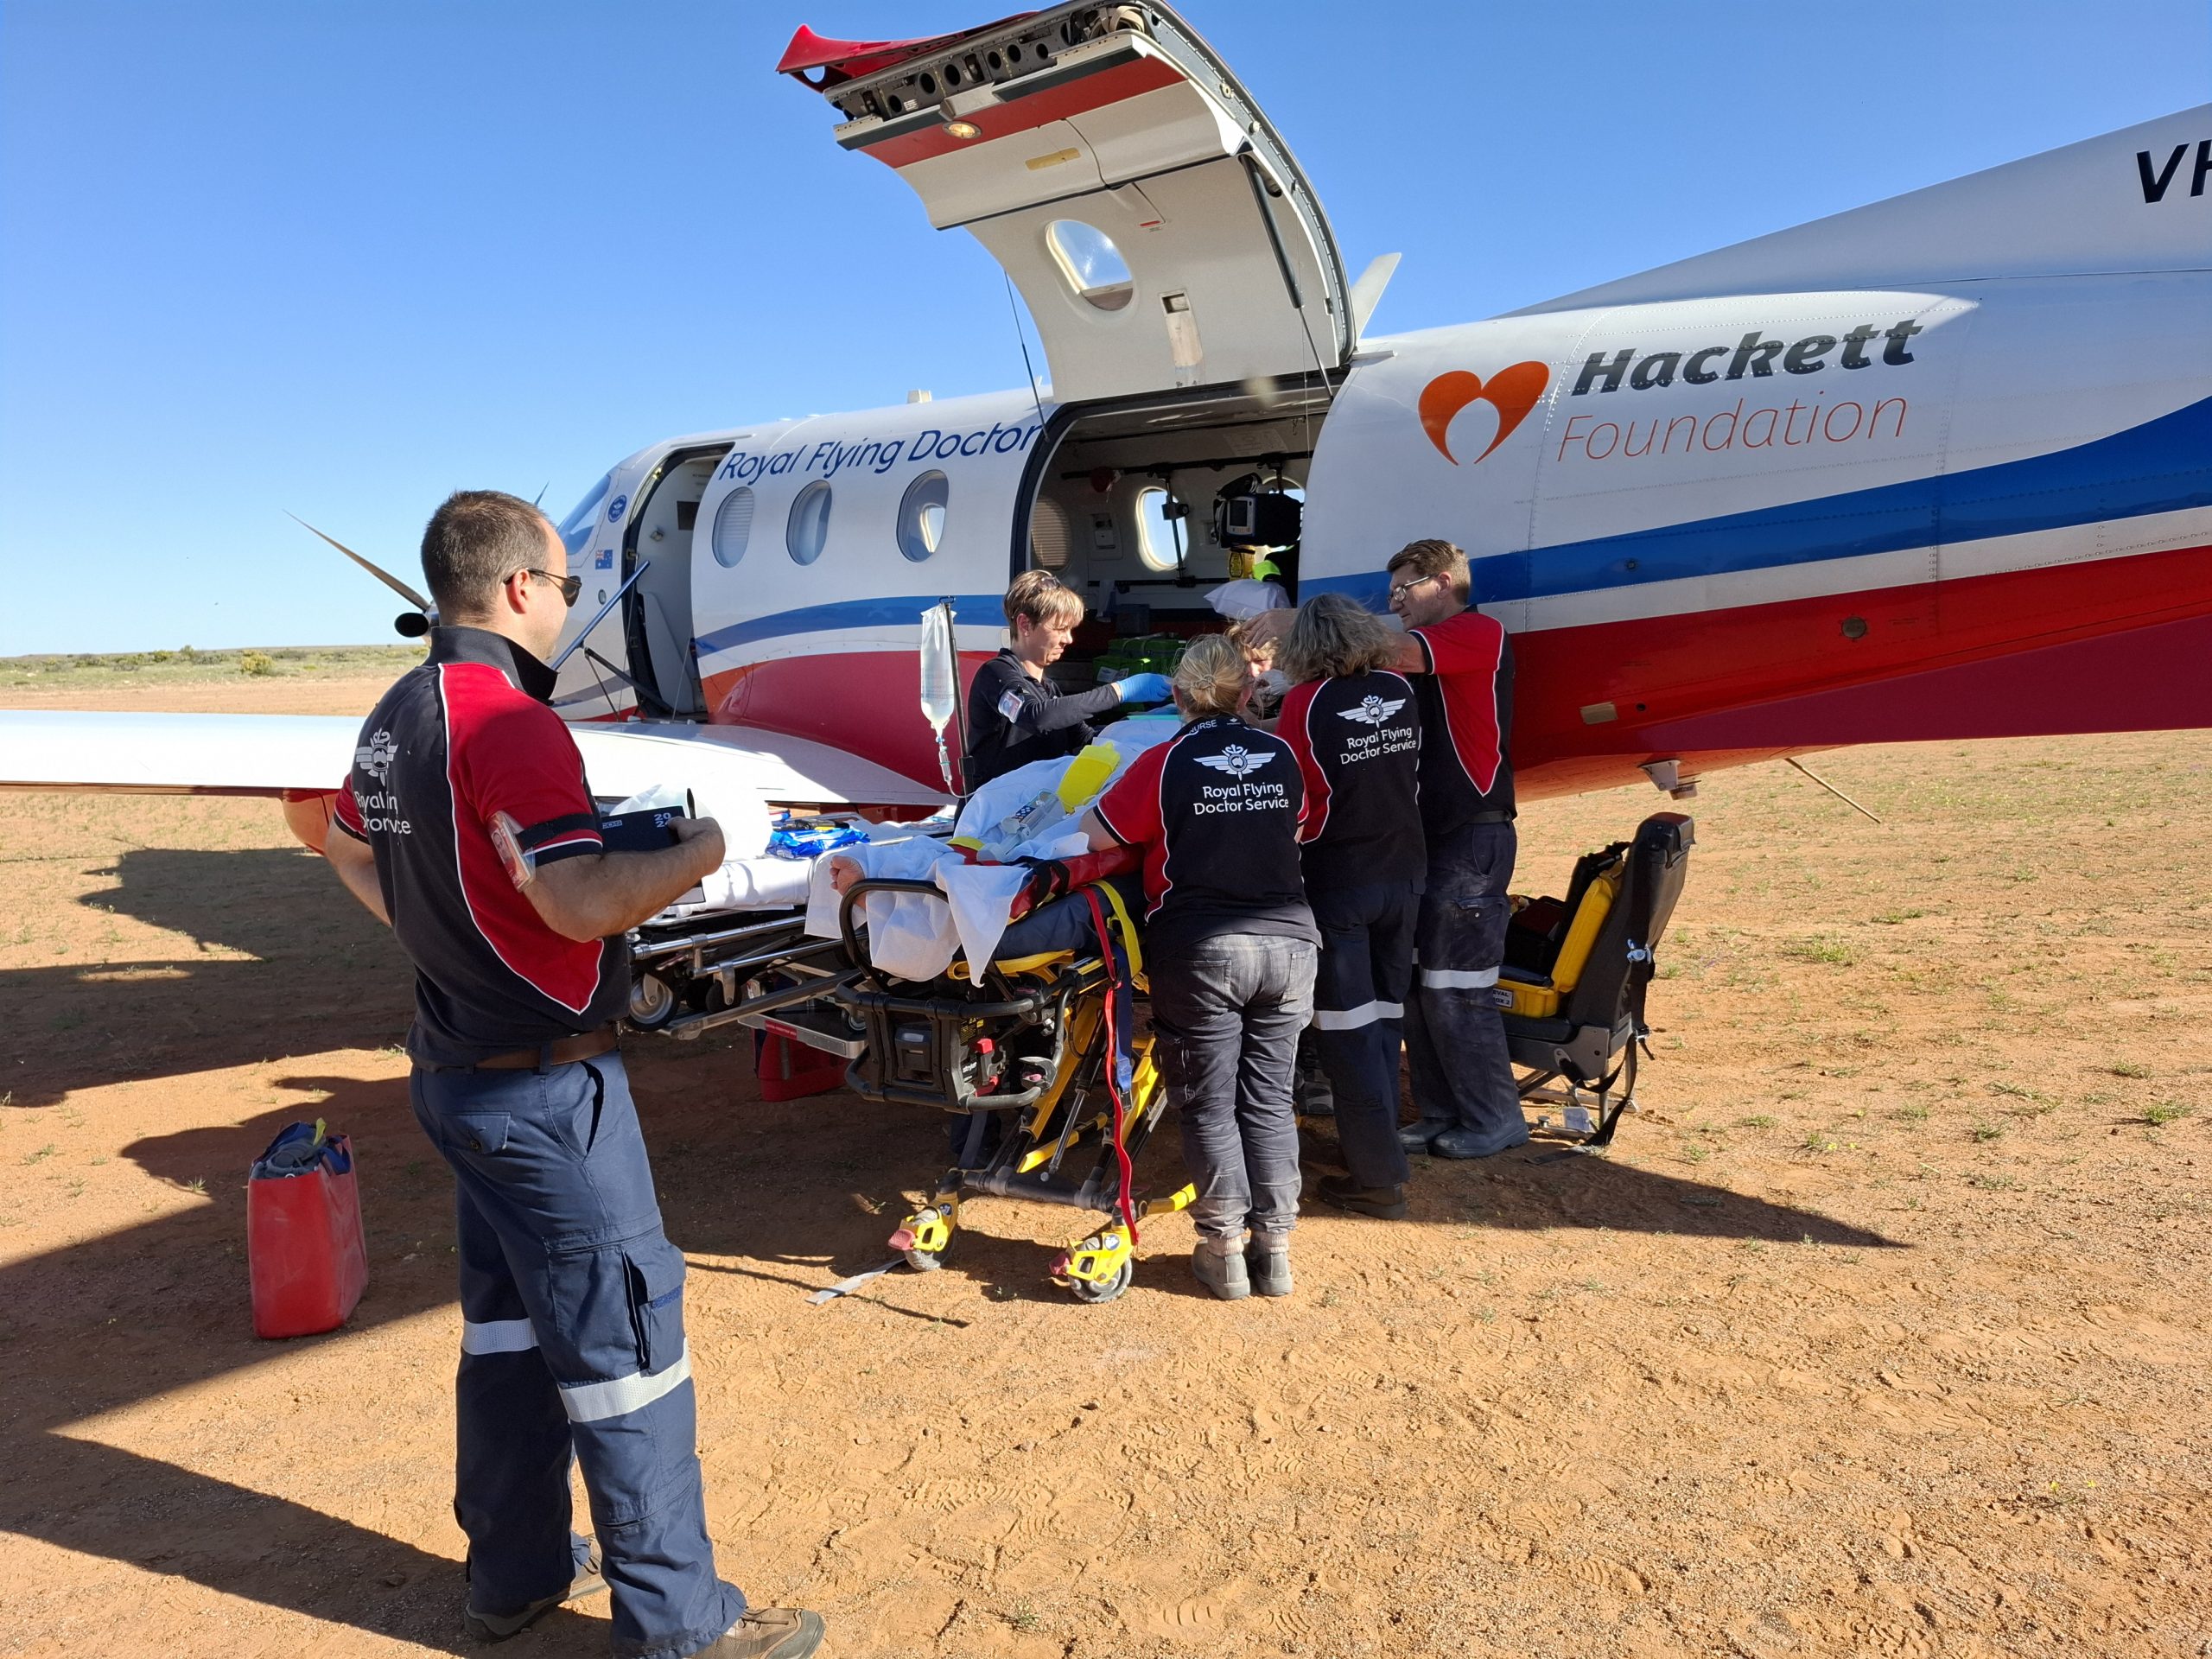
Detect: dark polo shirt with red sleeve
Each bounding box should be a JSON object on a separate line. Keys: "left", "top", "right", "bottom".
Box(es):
{"left": 333, "top": 626, "right": 626, "bottom": 1065}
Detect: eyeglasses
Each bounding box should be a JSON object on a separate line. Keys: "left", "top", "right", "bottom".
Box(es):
{"left": 1387, "top": 572, "right": 1444, "bottom": 603}
{"left": 524, "top": 569, "right": 582, "bottom": 607}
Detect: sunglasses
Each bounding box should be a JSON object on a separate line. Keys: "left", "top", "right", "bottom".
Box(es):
{"left": 524, "top": 569, "right": 582, "bottom": 607}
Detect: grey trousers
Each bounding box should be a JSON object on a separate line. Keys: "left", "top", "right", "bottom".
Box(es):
{"left": 1150, "top": 931, "right": 1318, "bottom": 1240}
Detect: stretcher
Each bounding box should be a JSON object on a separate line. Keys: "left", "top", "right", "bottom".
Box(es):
{"left": 824, "top": 874, "right": 1192, "bottom": 1303}
{"left": 1498, "top": 811, "right": 1694, "bottom": 1147}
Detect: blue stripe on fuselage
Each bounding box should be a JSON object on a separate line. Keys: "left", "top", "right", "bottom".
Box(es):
{"left": 692, "top": 594, "right": 1003, "bottom": 663}
{"left": 1318, "top": 392, "right": 2212, "bottom": 609}
{"left": 675, "top": 396, "right": 2211, "bottom": 660}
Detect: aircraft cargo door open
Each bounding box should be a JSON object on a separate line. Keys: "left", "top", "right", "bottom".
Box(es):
{"left": 780, "top": 2, "right": 1357, "bottom": 405}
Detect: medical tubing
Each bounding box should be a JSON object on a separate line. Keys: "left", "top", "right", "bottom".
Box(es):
{"left": 1084, "top": 887, "right": 1140, "bottom": 1247}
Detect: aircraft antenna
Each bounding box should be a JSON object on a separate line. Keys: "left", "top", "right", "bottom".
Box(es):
{"left": 1785, "top": 756, "right": 1885, "bottom": 823}
{"left": 583, "top": 649, "right": 622, "bottom": 721}
{"left": 1002, "top": 271, "right": 1048, "bottom": 432}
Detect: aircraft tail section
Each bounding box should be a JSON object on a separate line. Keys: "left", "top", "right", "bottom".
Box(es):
{"left": 1513, "top": 106, "right": 2211, "bottom": 315}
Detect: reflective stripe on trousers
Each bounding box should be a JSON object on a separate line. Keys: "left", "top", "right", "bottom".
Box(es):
{"left": 1405, "top": 820, "right": 1524, "bottom": 1143}
{"left": 416, "top": 1053, "right": 743, "bottom": 1659}
{"left": 461, "top": 1317, "right": 538, "bottom": 1355}
{"left": 1308, "top": 880, "right": 1419, "bottom": 1189}
{"left": 1310, "top": 998, "right": 1405, "bottom": 1030}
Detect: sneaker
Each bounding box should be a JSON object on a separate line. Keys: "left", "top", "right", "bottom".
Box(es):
{"left": 1431, "top": 1124, "right": 1530, "bottom": 1160}
{"left": 697, "top": 1608, "right": 827, "bottom": 1659}
{"left": 1192, "top": 1239, "right": 1251, "bottom": 1300}
{"left": 464, "top": 1550, "right": 606, "bottom": 1642}
{"left": 1397, "top": 1118, "right": 1452, "bottom": 1153}
{"left": 1313, "top": 1173, "right": 1408, "bottom": 1219}
{"left": 1245, "top": 1233, "right": 1293, "bottom": 1297}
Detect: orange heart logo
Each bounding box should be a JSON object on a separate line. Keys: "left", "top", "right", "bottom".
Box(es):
{"left": 1418, "top": 362, "right": 1550, "bottom": 465}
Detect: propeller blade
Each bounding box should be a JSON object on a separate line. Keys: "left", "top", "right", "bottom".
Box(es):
{"left": 287, "top": 512, "right": 431, "bottom": 612}
{"left": 533, "top": 482, "right": 550, "bottom": 507}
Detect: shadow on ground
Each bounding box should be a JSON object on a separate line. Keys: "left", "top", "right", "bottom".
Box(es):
{"left": 1, "top": 849, "right": 1899, "bottom": 1644}
{"left": 4, "top": 848, "right": 413, "bottom": 1107}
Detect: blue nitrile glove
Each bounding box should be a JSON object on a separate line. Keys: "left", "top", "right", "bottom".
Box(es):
{"left": 1114, "top": 672, "right": 1173, "bottom": 705}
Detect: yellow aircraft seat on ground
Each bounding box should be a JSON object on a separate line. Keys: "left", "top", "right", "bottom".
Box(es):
{"left": 1496, "top": 855, "right": 1624, "bottom": 1020}
{"left": 1497, "top": 813, "right": 1694, "bottom": 1148}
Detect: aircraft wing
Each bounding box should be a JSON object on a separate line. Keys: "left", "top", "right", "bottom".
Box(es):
{"left": 0, "top": 710, "right": 950, "bottom": 808}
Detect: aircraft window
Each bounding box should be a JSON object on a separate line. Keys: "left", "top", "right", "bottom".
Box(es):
{"left": 1030, "top": 495, "right": 1071, "bottom": 569}
{"left": 711, "top": 486, "right": 754, "bottom": 568}
{"left": 1135, "top": 486, "right": 1185, "bottom": 573}
{"left": 556, "top": 473, "right": 613, "bottom": 563}
{"left": 1046, "top": 220, "right": 1134, "bottom": 312}
{"left": 897, "top": 471, "right": 949, "bottom": 563}
{"left": 786, "top": 480, "right": 833, "bottom": 565}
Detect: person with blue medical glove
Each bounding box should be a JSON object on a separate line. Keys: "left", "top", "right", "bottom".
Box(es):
{"left": 963, "top": 570, "right": 1172, "bottom": 788}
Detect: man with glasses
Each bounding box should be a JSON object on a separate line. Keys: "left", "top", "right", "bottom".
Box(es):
{"left": 321, "top": 491, "right": 823, "bottom": 1659}
{"left": 1377, "top": 537, "right": 1526, "bottom": 1160}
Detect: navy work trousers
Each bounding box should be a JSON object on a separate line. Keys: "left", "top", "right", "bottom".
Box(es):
{"left": 412, "top": 1051, "right": 742, "bottom": 1659}
{"left": 1403, "top": 820, "right": 1528, "bottom": 1154}
{"left": 1150, "top": 932, "right": 1318, "bottom": 1240}
{"left": 1308, "top": 880, "right": 1419, "bottom": 1189}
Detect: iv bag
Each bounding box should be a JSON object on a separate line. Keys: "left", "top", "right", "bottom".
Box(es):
{"left": 918, "top": 604, "right": 956, "bottom": 734}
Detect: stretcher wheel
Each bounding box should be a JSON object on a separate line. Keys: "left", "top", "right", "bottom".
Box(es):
{"left": 1065, "top": 1258, "right": 1132, "bottom": 1304}
{"left": 891, "top": 1204, "right": 955, "bottom": 1272}
{"left": 626, "top": 971, "right": 677, "bottom": 1029}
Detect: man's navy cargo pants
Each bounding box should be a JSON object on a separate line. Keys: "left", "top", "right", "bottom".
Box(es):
{"left": 412, "top": 1050, "right": 742, "bottom": 1659}
{"left": 1403, "top": 819, "right": 1529, "bottom": 1154}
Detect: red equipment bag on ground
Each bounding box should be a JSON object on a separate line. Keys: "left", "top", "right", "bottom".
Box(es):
{"left": 755, "top": 1030, "right": 848, "bottom": 1103}
{"left": 247, "top": 1120, "right": 367, "bottom": 1338}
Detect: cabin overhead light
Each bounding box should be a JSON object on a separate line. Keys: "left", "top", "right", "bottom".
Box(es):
{"left": 944, "top": 119, "right": 982, "bottom": 140}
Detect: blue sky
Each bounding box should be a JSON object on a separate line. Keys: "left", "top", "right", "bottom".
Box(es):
{"left": 1, "top": 0, "right": 2203, "bottom": 654}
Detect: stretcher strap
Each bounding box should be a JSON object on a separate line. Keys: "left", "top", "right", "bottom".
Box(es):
{"left": 1084, "top": 886, "right": 1140, "bottom": 1248}
{"left": 1096, "top": 876, "right": 1146, "bottom": 989}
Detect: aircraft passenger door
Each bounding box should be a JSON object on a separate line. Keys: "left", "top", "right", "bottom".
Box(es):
{"left": 783, "top": 2, "right": 1355, "bottom": 404}
{"left": 618, "top": 447, "right": 728, "bottom": 719}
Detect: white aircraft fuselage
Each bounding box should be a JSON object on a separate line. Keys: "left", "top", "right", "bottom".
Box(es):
{"left": 531, "top": 3, "right": 2209, "bottom": 810}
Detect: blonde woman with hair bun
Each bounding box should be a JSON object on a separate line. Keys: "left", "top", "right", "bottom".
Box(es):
{"left": 1075, "top": 628, "right": 1319, "bottom": 1301}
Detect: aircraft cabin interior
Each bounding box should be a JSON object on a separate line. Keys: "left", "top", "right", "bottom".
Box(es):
{"left": 1020, "top": 377, "right": 1329, "bottom": 688}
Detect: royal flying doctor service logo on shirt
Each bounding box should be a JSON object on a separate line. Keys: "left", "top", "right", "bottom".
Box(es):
{"left": 353, "top": 729, "right": 397, "bottom": 784}
{"left": 1338, "top": 694, "right": 1408, "bottom": 728}
{"left": 1197, "top": 744, "right": 1275, "bottom": 780}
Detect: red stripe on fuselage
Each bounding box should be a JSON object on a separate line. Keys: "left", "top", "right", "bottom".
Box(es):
{"left": 690, "top": 542, "right": 2212, "bottom": 804}
{"left": 703, "top": 650, "right": 993, "bottom": 790}
{"left": 1512, "top": 541, "right": 2212, "bottom": 772}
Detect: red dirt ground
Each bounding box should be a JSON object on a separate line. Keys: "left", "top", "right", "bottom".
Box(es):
{"left": 2, "top": 675, "right": 2206, "bottom": 1657}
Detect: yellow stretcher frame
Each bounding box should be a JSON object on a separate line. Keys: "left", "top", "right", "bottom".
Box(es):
{"left": 850, "top": 878, "right": 1190, "bottom": 1304}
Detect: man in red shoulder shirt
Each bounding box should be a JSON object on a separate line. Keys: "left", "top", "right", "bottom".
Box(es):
{"left": 1377, "top": 538, "right": 1528, "bottom": 1160}
{"left": 321, "top": 491, "right": 821, "bottom": 1659}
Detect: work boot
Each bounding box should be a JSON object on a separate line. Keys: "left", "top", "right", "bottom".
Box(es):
{"left": 463, "top": 1548, "right": 606, "bottom": 1642}
{"left": 696, "top": 1608, "right": 827, "bottom": 1659}
{"left": 1245, "top": 1231, "right": 1293, "bottom": 1297}
{"left": 1314, "top": 1173, "right": 1408, "bottom": 1220}
{"left": 1431, "top": 1123, "right": 1530, "bottom": 1160}
{"left": 1192, "top": 1236, "right": 1251, "bottom": 1300}
{"left": 1398, "top": 1118, "right": 1452, "bottom": 1153}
